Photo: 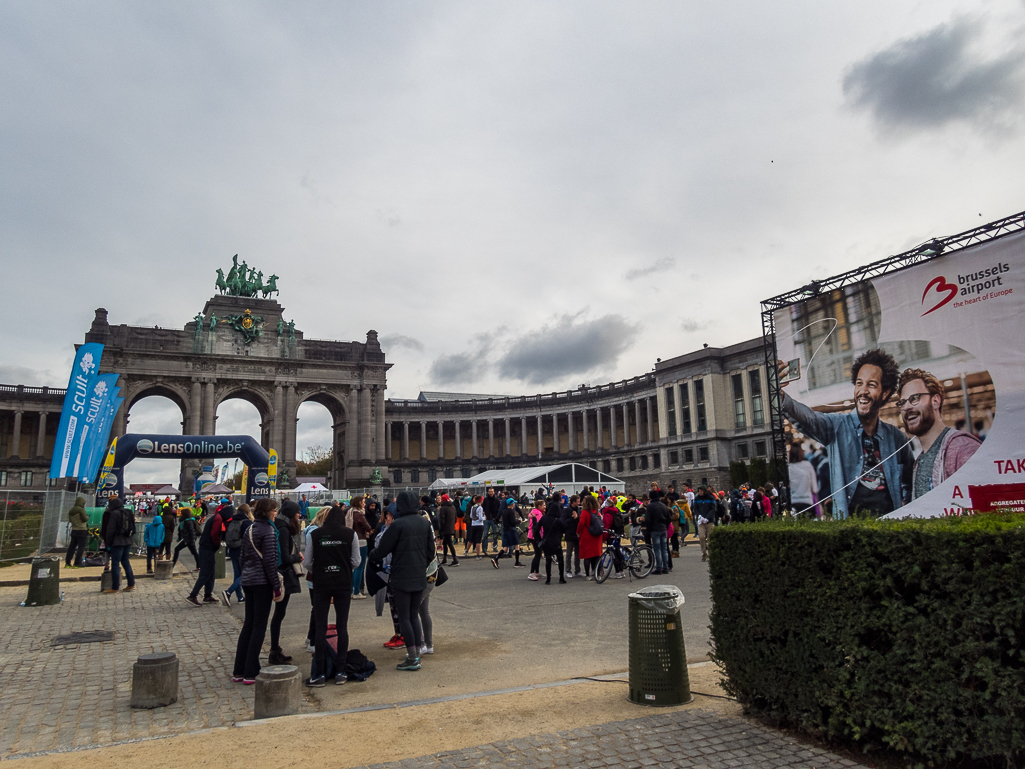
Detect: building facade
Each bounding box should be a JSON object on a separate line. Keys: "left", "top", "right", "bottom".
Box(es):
{"left": 0, "top": 385, "right": 65, "bottom": 490}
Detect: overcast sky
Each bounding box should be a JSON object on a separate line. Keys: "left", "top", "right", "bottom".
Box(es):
{"left": 3, "top": 1, "right": 1024, "bottom": 485}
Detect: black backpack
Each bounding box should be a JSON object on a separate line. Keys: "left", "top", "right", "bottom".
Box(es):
{"left": 586, "top": 510, "right": 605, "bottom": 537}
{"left": 225, "top": 519, "right": 244, "bottom": 549}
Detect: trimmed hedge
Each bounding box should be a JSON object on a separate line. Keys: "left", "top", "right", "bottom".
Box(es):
{"left": 708, "top": 514, "right": 1025, "bottom": 765}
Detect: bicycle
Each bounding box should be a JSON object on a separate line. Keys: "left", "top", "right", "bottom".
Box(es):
{"left": 595, "top": 532, "right": 654, "bottom": 583}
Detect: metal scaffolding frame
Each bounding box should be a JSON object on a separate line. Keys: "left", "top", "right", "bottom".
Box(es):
{"left": 759, "top": 209, "right": 1025, "bottom": 487}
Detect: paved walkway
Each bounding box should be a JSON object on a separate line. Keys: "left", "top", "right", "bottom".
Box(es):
{"left": 0, "top": 577, "right": 280, "bottom": 758}
{"left": 345, "top": 709, "right": 867, "bottom": 769}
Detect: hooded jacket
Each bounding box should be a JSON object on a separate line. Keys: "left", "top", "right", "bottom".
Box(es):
{"left": 560, "top": 505, "right": 580, "bottom": 542}
{"left": 161, "top": 508, "right": 176, "bottom": 543}
{"left": 103, "top": 498, "right": 135, "bottom": 548}
{"left": 367, "top": 491, "right": 436, "bottom": 593}
{"left": 68, "top": 497, "right": 88, "bottom": 531}
{"left": 438, "top": 501, "right": 457, "bottom": 535}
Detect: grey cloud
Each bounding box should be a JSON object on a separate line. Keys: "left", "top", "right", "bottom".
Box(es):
{"left": 380, "top": 333, "right": 425, "bottom": 353}
{"left": 680, "top": 318, "right": 708, "bottom": 333}
{"left": 428, "top": 350, "right": 488, "bottom": 386}
{"left": 0, "top": 364, "right": 54, "bottom": 386}
{"left": 497, "top": 314, "right": 639, "bottom": 385}
{"left": 625, "top": 256, "right": 676, "bottom": 281}
{"left": 843, "top": 18, "right": 1025, "bottom": 132}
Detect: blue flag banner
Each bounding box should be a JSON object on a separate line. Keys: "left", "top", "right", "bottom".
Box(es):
{"left": 49, "top": 343, "right": 104, "bottom": 479}
{"left": 77, "top": 376, "right": 121, "bottom": 483}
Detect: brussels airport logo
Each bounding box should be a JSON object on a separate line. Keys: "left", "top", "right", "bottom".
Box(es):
{"left": 136, "top": 439, "right": 154, "bottom": 455}
{"left": 921, "top": 262, "right": 1012, "bottom": 316}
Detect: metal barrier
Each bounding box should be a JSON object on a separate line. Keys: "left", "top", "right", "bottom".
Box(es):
{"left": 1, "top": 490, "right": 47, "bottom": 564}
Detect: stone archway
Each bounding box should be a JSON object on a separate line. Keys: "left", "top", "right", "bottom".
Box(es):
{"left": 83, "top": 277, "right": 391, "bottom": 490}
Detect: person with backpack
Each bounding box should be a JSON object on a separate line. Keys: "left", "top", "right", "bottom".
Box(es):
{"left": 467, "top": 496, "right": 485, "bottom": 558}
{"left": 171, "top": 508, "right": 201, "bottom": 570}
{"left": 232, "top": 498, "right": 283, "bottom": 684}
{"left": 186, "top": 501, "right": 227, "bottom": 606}
{"left": 490, "top": 497, "right": 523, "bottom": 568}
{"left": 577, "top": 495, "right": 604, "bottom": 580}
{"left": 601, "top": 500, "right": 626, "bottom": 578}
{"left": 144, "top": 514, "right": 165, "bottom": 574}
{"left": 302, "top": 506, "right": 332, "bottom": 652}
{"left": 102, "top": 495, "right": 136, "bottom": 594}
{"left": 303, "top": 505, "right": 361, "bottom": 687}
{"left": 222, "top": 504, "right": 253, "bottom": 605}
{"left": 561, "top": 495, "right": 581, "bottom": 578}
{"left": 692, "top": 486, "right": 718, "bottom": 562}
{"left": 536, "top": 501, "right": 567, "bottom": 584}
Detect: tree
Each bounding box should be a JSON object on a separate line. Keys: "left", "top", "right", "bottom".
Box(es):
{"left": 730, "top": 460, "right": 749, "bottom": 489}
{"left": 296, "top": 445, "right": 332, "bottom": 477}
{"left": 749, "top": 457, "right": 768, "bottom": 489}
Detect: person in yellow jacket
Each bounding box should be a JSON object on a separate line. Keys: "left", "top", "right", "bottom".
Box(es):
{"left": 672, "top": 496, "right": 692, "bottom": 552}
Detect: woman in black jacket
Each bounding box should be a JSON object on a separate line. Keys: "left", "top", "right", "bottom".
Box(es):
{"left": 303, "top": 505, "right": 360, "bottom": 687}
{"left": 269, "top": 499, "right": 304, "bottom": 665}
{"left": 171, "top": 508, "right": 200, "bottom": 569}
{"left": 537, "top": 502, "right": 567, "bottom": 585}
{"left": 232, "top": 498, "right": 283, "bottom": 684}
{"left": 368, "top": 491, "right": 436, "bottom": 671}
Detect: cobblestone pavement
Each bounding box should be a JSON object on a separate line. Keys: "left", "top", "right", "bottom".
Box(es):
{"left": 0, "top": 576, "right": 273, "bottom": 757}
{"left": 346, "top": 709, "right": 868, "bottom": 769}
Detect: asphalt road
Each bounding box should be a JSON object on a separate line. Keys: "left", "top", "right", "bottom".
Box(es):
{"left": 225, "top": 539, "right": 712, "bottom": 709}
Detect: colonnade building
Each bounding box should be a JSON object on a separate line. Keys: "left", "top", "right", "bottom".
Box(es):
{"left": 383, "top": 337, "right": 772, "bottom": 494}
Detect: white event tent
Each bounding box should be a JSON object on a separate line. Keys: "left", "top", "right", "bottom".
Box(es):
{"left": 430, "top": 463, "right": 625, "bottom": 496}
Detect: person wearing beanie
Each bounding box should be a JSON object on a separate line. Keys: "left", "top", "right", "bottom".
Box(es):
{"left": 368, "top": 491, "right": 436, "bottom": 671}
{"left": 491, "top": 498, "right": 524, "bottom": 568}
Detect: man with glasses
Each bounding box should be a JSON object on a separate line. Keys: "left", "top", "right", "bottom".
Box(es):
{"left": 897, "top": 369, "right": 982, "bottom": 500}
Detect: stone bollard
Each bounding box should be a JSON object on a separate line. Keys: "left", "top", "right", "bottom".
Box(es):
{"left": 215, "top": 545, "right": 226, "bottom": 579}
{"left": 254, "top": 665, "right": 300, "bottom": 719}
{"left": 100, "top": 570, "right": 113, "bottom": 592}
{"left": 130, "top": 652, "right": 179, "bottom": 709}
{"left": 154, "top": 560, "right": 174, "bottom": 580}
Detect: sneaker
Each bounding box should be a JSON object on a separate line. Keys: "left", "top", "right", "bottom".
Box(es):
{"left": 449, "top": 560, "right": 459, "bottom": 566}
{"left": 585, "top": 575, "right": 593, "bottom": 581}
{"left": 242, "top": 678, "right": 256, "bottom": 685}
{"left": 122, "top": 585, "right": 135, "bottom": 592}
{"left": 307, "top": 642, "right": 315, "bottom": 653}
{"left": 565, "top": 572, "right": 573, "bottom": 579}
{"left": 614, "top": 573, "right": 626, "bottom": 579}
{"left": 420, "top": 645, "right": 434, "bottom": 655}
{"left": 186, "top": 595, "right": 202, "bottom": 606}
{"left": 559, "top": 578, "right": 567, "bottom": 584}
{"left": 491, "top": 558, "right": 499, "bottom": 569}
{"left": 334, "top": 673, "right": 347, "bottom": 685}
{"left": 513, "top": 563, "right": 524, "bottom": 568}
{"left": 102, "top": 588, "right": 119, "bottom": 594}
{"left": 527, "top": 574, "right": 539, "bottom": 581}
{"left": 304, "top": 676, "right": 326, "bottom": 688}
{"left": 203, "top": 596, "right": 219, "bottom": 603}
{"left": 384, "top": 634, "right": 405, "bottom": 649}
{"left": 238, "top": 596, "right": 245, "bottom": 603}
{"left": 222, "top": 590, "right": 231, "bottom": 606}
{"left": 352, "top": 593, "right": 367, "bottom": 600}
{"left": 231, "top": 675, "right": 245, "bottom": 683}
{"left": 396, "top": 656, "right": 421, "bottom": 671}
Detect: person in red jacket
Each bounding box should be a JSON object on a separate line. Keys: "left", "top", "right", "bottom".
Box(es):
{"left": 576, "top": 495, "right": 604, "bottom": 580}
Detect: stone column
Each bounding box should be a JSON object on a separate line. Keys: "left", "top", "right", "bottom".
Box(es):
{"left": 10, "top": 410, "right": 23, "bottom": 458}
{"left": 203, "top": 382, "right": 216, "bottom": 435}
{"left": 346, "top": 389, "right": 359, "bottom": 466}
{"left": 504, "top": 417, "right": 511, "bottom": 457}
{"left": 520, "top": 416, "right": 528, "bottom": 457}
{"left": 375, "top": 389, "right": 387, "bottom": 463}
{"left": 583, "top": 409, "right": 590, "bottom": 451}
{"left": 634, "top": 401, "right": 643, "bottom": 445}
{"left": 567, "top": 411, "right": 576, "bottom": 453}
{"left": 36, "top": 411, "right": 47, "bottom": 457}
{"left": 596, "top": 407, "right": 603, "bottom": 450}
{"left": 454, "top": 420, "right": 462, "bottom": 459}
{"left": 271, "top": 385, "right": 283, "bottom": 451}
{"left": 552, "top": 413, "right": 560, "bottom": 454}
{"left": 536, "top": 414, "right": 543, "bottom": 458}
{"left": 359, "top": 388, "right": 372, "bottom": 463}
{"left": 285, "top": 385, "right": 297, "bottom": 463}
{"left": 610, "top": 405, "right": 618, "bottom": 449}
{"left": 488, "top": 418, "right": 495, "bottom": 458}
{"left": 191, "top": 381, "right": 202, "bottom": 435}
{"left": 437, "top": 420, "right": 445, "bottom": 460}
{"left": 647, "top": 396, "right": 655, "bottom": 443}
{"left": 420, "top": 421, "right": 427, "bottom": 460}
{"left": 471, "top": 420, "right": 478, "bottom": 459}
{"left": 402, "top": 421, "right": 410, "bottom": 460}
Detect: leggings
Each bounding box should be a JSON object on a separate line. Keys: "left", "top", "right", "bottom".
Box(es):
{"left": 270, "top": 590, "right": 291, "bottom": 650}
{"left": 544, "top": 545, "right": 564, "bottom": 582}
{"left": 441, "top": 533, "right": 458, "bottom": 562}
{"left": 172, "top": 539, "right": 199, "bottom": 567}
{"left": 313, "top": 587, "right": 351, "bottom": 679}
{"left": 392, "top": 588, "right": 424, "bottom": 653}
{"left": 159, "top": 541, "right": 171, "bottom": 558}
{"left": 529, "top": 540, "right": 542, "bottom": 573}
{"left": 233, "top": 584, "right": 273, "bottom": 679}
{"left": 419, "top": 584, "right": 434, "bottom": 648}
{"left": 583, "top": 555, "right": 599, "bottom": 577}
{"left": 307, "top": 586, "right": 316, "bottom": 643}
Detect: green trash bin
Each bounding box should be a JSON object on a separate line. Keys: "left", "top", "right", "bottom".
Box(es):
{"left": 25, "top": 556, "right": 61, "bottom": 607}
{"left": 628, "top": 584, "right": 692, "bottom": 707}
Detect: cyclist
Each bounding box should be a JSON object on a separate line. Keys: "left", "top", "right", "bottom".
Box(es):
{"left": 601, "top": 499, "right": 626, "bottom": 579}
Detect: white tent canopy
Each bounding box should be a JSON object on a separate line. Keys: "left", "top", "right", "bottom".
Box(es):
{"left": 448, "top": 463, "right": 625, "bottom": 495}
{"left": 428, "top": 478, "right": 469, "bottom": 491}
{"left": 291, "top": 482, "right": 329, "bottom": 494}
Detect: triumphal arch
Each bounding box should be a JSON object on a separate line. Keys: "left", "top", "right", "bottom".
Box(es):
{"left": 83, "top": 257, "right": 390, "bottom": 489}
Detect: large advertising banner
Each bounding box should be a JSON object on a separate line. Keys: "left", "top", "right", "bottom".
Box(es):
{"left": 773, "top": 229, "right": 1024, "bottom": 518}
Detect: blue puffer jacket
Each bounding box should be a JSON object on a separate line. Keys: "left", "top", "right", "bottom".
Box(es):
{"left": 144, "top": 518, "right": 165, "bottom": 548}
